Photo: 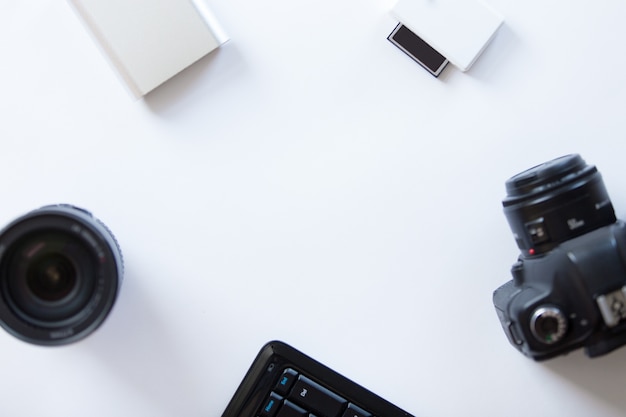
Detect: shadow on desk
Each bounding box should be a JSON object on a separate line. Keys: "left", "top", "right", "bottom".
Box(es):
{"left": 142, "top": 43, "right": 244, "bottom": 117}
{"left": 84, "top": 273, "right": 205, "bottom": 415}
{"left": 544, "top": 347, "right": 626, "bottom": 411}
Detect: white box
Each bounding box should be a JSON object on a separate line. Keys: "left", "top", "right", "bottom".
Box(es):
{"left": 391, "top": 0, "right": 503, "bottom": 72}
{"left": 68, "top": 0, "right": 228, "bottom": 98}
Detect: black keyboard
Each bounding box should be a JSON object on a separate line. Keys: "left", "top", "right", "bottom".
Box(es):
{"left": 221, "top": 341, "right": 415, "bottom": 417}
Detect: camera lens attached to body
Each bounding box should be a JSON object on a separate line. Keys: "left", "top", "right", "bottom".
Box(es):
{"left": 494, "top": 154, "right": 626, "bottom": 360}
{"left": 0, "top": 205, "right": 122, "bottom": 345}
{"left": 502, "top": 154, "right": 616, "bottom": 255}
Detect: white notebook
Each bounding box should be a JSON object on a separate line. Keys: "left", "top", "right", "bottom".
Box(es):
{"left": 68, "top": 0, "right": 228, "bottom": 98}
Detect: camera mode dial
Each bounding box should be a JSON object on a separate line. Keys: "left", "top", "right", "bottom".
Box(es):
{"left": 530, "top": 306, "right": 568, "bottom": 345}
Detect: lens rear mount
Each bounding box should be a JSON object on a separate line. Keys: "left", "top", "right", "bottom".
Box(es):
{"left": 0, "top": 205, "right": 123, "bottom": 345}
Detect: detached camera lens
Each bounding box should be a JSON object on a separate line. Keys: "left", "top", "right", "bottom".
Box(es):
{"left": 0, "top": 205, "right": 122, "bottom": 345}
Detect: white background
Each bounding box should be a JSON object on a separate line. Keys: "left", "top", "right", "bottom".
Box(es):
{"left": 1, "top": 0, "right": 626, "bottom": 416}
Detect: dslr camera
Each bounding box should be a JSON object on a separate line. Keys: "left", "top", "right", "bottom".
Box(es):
{"left": 493, "top": 154, "right": 626, "bottom": 360}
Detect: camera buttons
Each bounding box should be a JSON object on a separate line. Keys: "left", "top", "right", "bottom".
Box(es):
{"left": 597, "top": 286, "right": 626, "bottom": 327}
{"left": 525, "top": 218, "right": 550, "bottom": 245}
{"left": 505, "top": 322, "right": 524, "bottom": 346}
{"left": 530, "top": 306, "right": 568, "bottom": 345}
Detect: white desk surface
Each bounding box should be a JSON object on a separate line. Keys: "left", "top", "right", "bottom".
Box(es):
{"left": 2, "top": 1, "right": 626, "bottom": 416}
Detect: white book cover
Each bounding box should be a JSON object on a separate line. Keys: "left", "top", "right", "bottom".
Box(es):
{"left": 68, "top": 0, "right": 228, "bottom": 98}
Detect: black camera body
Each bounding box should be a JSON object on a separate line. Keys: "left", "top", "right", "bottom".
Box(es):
{"left": 493, "top": 155, "right": 626, "bottom": 360}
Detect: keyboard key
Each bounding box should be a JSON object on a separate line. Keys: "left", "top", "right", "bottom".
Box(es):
{"left": 341, "top": 403, "right": 372, "bottom": 417}
{"left": 288, "top": 375, "right": 347, "bottom": 417}
{"left": 260, "top": 392, "right": 283, "bottom": 417}
{"left": 274, "top": 368, "right": 299, "bottom": 396}
{"left": 276, "top": 400, "right": 308, "bottom": 417}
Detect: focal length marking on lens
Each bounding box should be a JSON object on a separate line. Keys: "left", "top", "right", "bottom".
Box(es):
{"left": 50, "top": 328, "right": 74, "bottom": 339}
{"left": 73, "top": 224, "right": 107, "bottom": 259}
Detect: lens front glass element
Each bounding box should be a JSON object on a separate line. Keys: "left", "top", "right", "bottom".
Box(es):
{"left": 5, "top": 231, "right": 95, "bottom": 323}
{"left": 27, "top": 253, "right": 77, "bottom": 302}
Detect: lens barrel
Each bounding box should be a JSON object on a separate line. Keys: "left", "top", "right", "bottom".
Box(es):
{"left": 503, "top": 154, "right": 616, "bottom": 255}
{"left": 0, "top": 205, "right": 122, "bottom": 345}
